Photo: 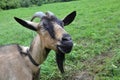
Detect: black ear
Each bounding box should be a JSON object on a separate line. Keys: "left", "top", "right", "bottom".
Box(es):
{"left": 14, "top": 17, "right": 37, "bottom": 31}
{"left": 63, "top": 11, "right": 76, "bottom": 26}
{"left": 56, "top": 52, "right": 65, "bottom": 73}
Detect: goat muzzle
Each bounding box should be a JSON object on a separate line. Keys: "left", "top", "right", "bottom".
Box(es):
{"left": 57, "top": 34, "right": 73, "bottom": 54}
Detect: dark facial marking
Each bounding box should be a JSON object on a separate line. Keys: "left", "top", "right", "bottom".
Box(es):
{"left": 42, "top": 18, "right": 55, "bottom": 39}
{"left": 42, "top": 16, "right": 64, "bottom": 39}
{"left": 55, "top": 18, "right": 64, "bottom": 28}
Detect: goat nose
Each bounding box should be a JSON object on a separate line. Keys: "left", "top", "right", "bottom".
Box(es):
{"left": 62, "top": 34, "right": 72, "bottom": 41}
{"left": 62, "top": 36, "right": 71, "bottom": 41}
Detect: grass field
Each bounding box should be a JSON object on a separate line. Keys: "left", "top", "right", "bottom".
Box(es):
{"left": 0, "top": 0, "right": 120, "bottom": 80}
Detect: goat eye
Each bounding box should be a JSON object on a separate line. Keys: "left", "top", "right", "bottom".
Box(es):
{"left": 42, "top": 23, "right": 48, "bottom": 30}
{"left": 44, "top": 26, "right": 48, "bottom": 30}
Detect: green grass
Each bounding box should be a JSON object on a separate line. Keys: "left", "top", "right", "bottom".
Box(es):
{"left": 0, "top": 0, "right": 120, "bottom": 80}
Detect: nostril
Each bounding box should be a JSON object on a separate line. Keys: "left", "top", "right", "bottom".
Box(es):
{"left": 62, "top": 37, "right": 68, "bottom": 41}
{"left": 62, "top": 34, "right": 72, "bottom": 41}
{"left": 62, "top": 37, "right": 71, "bottom": 41}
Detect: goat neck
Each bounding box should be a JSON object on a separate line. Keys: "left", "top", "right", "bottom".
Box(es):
{"left": 25, "top": 34, "right": 50, "bottom": 74}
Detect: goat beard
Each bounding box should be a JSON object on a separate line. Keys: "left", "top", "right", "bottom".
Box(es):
{"left": 56, "top": 52, "right": 65, "bottom": 73}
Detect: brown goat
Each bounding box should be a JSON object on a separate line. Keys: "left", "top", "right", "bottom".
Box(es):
{"left": 0, "top": 11, "right": 76, "bottom": 80}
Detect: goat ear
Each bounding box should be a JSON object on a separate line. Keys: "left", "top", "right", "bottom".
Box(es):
{"left": 14, "top": 17, "right": 38, "bottom": 31}
{"left": 63, "top": 11, "right": 76, "bottom": 26}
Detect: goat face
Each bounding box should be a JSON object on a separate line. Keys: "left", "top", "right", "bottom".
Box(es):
{"left": 14, "top": 11, "right": 76, "bottom": 54}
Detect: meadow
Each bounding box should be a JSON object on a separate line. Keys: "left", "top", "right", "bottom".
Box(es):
{"left": 0, "top": 0, "right": 120, "bottom": 80}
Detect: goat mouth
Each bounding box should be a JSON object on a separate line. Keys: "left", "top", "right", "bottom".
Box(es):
{"left": 57, "top": 42, "right": 73, "bottom": 54}
{"left": 58, "top": 47, "right": 66, "bottom": 54}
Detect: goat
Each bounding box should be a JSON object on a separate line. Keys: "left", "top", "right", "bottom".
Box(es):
{"left": 0, "top": 11, "right": 76, "bottom": 80}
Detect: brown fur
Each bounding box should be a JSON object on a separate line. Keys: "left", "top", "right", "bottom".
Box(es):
{"left": 0, "top": 45, "right": 32, "bottom": 80}
{"left": 38, "top": 23, "right": 67, "bottom": 51}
